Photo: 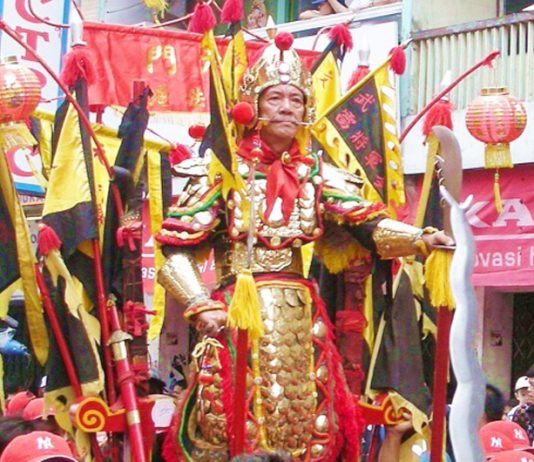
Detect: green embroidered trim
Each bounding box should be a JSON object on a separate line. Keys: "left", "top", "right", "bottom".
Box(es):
{"left": 322, "top": 188, "right": 363, "bottom": 202}
{"left": 178, "top": 384, "right": 197, "bottom": 462}
{"left": 168, "top": 190, "right": 222, "bottom": 217}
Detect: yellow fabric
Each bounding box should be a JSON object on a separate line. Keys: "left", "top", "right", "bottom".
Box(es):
{"left": 0, "top": 125, "right": 49, "bottom": 365}
{"left": 362, "top": 275, "right": 374, "bottom": 352}
{"left": 43, "top": 248, "right": 104, "bottom": 383}
{"left": 425, "top": 249, "right": 455, "bottom": 309}
{"left": 301, "top": 243, "right": 314, "bottom": 278}
{"left": 227, "top": 269, "right": 264, "bottom": 340}
{"left": 312, "top": 60, "right": 405, "bottom": 217}
{"left": 33, "top": 111, "right": 54, "bottom": 178}
{"left": 494, "top": 171, "right": 503, "bottom": 213}
{"left": 312, "top": 51, "right": 341, "bottom": 121}
{"left": 388, "top": 390, "right": 428, "bottom": 435}
{"left": 42, "top": 104, "right": 93, "bottom": 218}
{"left": 222, "top": 29, "right": 248, "bottom": 104}
{"left": 147, "top": 149, "right": 166, "bottom": 340}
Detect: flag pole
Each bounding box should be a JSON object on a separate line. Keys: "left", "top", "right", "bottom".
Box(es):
{"left": 0, "top": 21, "right": 118, "bottom": 404}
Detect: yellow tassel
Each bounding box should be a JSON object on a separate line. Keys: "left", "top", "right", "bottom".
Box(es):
{"left": 314, "top": 227, "right": 369, "bottom": 274}
{"left": 494, "top": 171, "right": 503, "bottom": 214}
{"left": 227, "top": 269, "right": 264, "bottom": 340}
{"left": 424, "top": 249, "right": 455, "bottom": 310}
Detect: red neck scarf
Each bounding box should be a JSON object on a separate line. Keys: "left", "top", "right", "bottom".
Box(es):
{"left": 238, "top": 134, "right": 314, "bottom": 224}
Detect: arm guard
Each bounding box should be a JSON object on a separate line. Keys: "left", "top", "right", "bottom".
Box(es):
{"left": 157, "top": 251, "right": 225, "bottom": 322}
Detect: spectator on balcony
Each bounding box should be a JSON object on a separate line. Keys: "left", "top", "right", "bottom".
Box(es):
{"left": 299, "top": 0, "right": 400, "bottom": 19}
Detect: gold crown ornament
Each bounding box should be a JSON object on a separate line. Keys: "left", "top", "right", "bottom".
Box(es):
{"left": 239, "top": 32, "right": 316, "bottom": 127}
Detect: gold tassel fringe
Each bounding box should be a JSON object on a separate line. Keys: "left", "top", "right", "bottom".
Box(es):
{"left": 493, "top": 171, "right": 503, "bottom": 214}
{"left": 227, "top": 269, "right": 264, "bottom": 340}
{"left": 314, "top": 227, "right": 369, "bottom": 274}
{"left": 424, "top": 249, "right": 455, "bottom": 310}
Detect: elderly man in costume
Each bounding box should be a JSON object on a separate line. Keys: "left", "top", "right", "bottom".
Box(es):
{"left": 156, "top": 37, "right": 452, "bottom": 462}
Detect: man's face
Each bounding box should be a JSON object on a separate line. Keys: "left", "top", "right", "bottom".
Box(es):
{"left": 516, "top": 387, "right": 534, "bottom": 406}
{"left": 258, "top": 84, "right": 305, "bottom": 144}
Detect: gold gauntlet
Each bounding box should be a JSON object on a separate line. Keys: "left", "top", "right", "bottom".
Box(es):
{"left": 158, "top": 252, "right": 212, "bottom": 312}
{"left": 372, "top": 218, "right": 431, "bottom": 258}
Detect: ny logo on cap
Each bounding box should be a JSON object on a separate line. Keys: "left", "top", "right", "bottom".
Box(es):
{"left": 491, "top": 437, "right": 503, "bottom": 448}
{"left": 36, "top": 436, "right": 54, "bottom": 450}
{"left": 515, "top": 428, "right": 527, "bottom": 440}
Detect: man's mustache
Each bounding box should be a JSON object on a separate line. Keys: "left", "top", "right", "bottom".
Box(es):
{"left": 257, "top": 116, "right": 311, "bottom": 127}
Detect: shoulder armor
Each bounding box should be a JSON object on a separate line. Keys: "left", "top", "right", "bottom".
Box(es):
{"left": 322, "top": 162, "right": 364, "bottom": 196}
{"left": 172, "top": 156, "right": 210, "bottom": 178}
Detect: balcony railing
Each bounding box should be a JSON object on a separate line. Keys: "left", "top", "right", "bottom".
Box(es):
{"left": 408, "top": 12, "right": 534, "bottom": 115}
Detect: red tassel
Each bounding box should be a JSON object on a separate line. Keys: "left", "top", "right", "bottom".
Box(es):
{"left": 60, "top": 45, "right": 95, "bottom": 88}
{"left": 188, "top": 2, "right": 216, "bottom": 34}
{"left": 389, "top": 46, "right": 406, "bottom": 75}
{"left": 38, "top": 223, "right": 62, "bottom": 256}
{"left": 422, "top": 99, "right": 453, "bottom": 135}
{"left": 348, "top": 65, "right": 370, "bottom": 88}
{"left": 221, "top": 0, "right": 244, "bottom": 24}
{"left": 328, "top": 24, "right": 353, "bottom": 51}
{"left": 168, "top": 144, "right": 192, "bottom": 166}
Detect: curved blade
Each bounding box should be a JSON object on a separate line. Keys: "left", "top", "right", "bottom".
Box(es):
{"left": 431, "top": 126, "right": 463, "bottom": 236}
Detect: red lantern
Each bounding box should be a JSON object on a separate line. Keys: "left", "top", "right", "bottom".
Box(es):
{"left": 465, "top": 86, "right": 527, "bottom": 212}
{"left": 0, "top": 56, "right": 41, "bottom": 124}
{"left": 466, "top": 86, "right": 527, "bottom": 169}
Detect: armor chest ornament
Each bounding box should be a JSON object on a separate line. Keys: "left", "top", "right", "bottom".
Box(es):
{"left": 226, "top": 159, "right": 324, "bottom": 250}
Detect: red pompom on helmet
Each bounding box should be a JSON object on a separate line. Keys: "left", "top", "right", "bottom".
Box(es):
{"left": 231, "top": 101, "right": 255, "bottom": 125}
{"left": 188, "top": 124, "right": 206, "bottom": 141}
{"left": 274, "top": 32, "right": 294, "bottom": 52}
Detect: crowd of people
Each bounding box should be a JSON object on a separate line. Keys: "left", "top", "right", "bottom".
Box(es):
{"left": 3, "top": 374, "right": 534, "bottom": 461}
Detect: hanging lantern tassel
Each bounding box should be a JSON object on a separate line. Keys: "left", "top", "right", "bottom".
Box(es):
{"left": 227, "top": 269, "right": 264, "bottom": 340}
{"left": 424, "top": 249, "right": 455, "bottom": 310}
{"left": 493, "top": 171, "right": 503, "bottom": 214}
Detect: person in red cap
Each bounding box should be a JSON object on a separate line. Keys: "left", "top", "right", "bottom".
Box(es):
{"left": 491, "top": 450, "right": 534, "bottom": 462}
{"left": 5, "top": 391, "right": 36, "bottom": 417}
{"left": 480, "top": 420, "right": 534, "bottom": 458}
{"left": 0, "top": 431, "right": 78, "bottom": 462}
{"left": 21, "top": 398, "right": 55, "bottom": 422}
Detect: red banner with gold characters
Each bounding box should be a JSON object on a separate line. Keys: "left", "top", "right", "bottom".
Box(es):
{"left": 83, "top": 22, "right": 319, "bottom": 113}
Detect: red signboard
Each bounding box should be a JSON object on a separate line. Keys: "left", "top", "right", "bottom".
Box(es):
{"left": 416, "top": 165, "right": 534, "bottom": 287}
{"left": 83, "top": 22, "right": 319, "bottom": 113}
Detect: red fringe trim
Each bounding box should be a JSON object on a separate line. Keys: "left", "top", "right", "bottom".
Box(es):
{"left": 168, "top": 145, "right": 192, "bottom": 166}
{"left": 60, "top": 46, "right": 96, "bottom": 88}
{"left": 307, "top": 282, "right": 363, "bottom": 462}
{"left": 348, "top": 65, "right": 370, "bottom": 88}
{"left": 221, "top": 0, "right": 244, "bottom": 24}
{"left": 161, "top": 410, "right": 182, "bottom": 462}
{"left": 38, "top": 223, "right": 62, "bottom": 256}
{"left": 219, "top": 336, "right": 235, "bottom": 445}
{"left": 188, "top": 2, "right": 216, "bottom": 34}
{"left": 422, "top": 99, "right": 453, "bottom": 135}
{"left": 389, "top": 46, "right": 406, "bottom": 75}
